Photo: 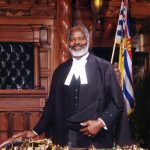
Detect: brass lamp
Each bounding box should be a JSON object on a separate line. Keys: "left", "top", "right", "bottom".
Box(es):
{"left": 91, "top": 0, "right": 106, "bottom": 21}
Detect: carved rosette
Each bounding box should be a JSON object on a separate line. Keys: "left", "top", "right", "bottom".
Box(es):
{"left": 0, "top": 0, "right": 57, "bottom": 18}
{"left": 59, "top": 0, "right": 72, "bottom": 63}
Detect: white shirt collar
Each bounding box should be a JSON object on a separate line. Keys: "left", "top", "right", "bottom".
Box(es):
{"left": 64, "top": 52, "right": 89, "bottom": 86}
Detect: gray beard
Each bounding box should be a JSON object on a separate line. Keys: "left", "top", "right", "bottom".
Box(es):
{"left": 69, "top": 45, "right": 89, "bottom": 57}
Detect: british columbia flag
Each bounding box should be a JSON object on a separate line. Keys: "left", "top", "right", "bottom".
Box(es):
{"left": 115, "top": 0, "right": 135, "bottom": 114}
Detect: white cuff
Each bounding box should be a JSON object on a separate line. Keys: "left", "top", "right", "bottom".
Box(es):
{"left": 32, "top": 130, "right": 38, "bottom": 136}
{"left": 97, "top": 118, "right": 108, "bottom": 130}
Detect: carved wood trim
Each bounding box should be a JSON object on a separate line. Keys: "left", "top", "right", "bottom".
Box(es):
{"left": 0, "top": 17, "right": 53, "bottom": 25}
{"left": 0, "top": 0, "right": 57, "bottom": 18}
{"left": 0, "top": 17, "right": 53, "bottom": 43}
{"left": 58, "top": 0, "right": 72, "bottom": 63}
{"left": 0, "top": 89, "right": 47, "bottom": 96}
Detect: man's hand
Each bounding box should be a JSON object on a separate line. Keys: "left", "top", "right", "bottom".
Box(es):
{"left": 80, "top": 119, "right": 104, "bottom": 137}
{"left": 12, "top": 131, "right": 37, "bottom": 139}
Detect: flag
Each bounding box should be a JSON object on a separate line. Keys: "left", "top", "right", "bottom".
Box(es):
{"left": 115, "top": 0, "right": 135, "bottom": 114}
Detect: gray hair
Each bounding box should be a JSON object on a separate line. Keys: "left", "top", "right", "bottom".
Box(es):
{"left": 67, "top": 25, "right": 90, "bottom": 44}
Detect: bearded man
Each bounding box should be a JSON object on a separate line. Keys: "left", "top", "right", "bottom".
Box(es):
{"left": 13, "top": 26, "right": 132, "bottom": 148}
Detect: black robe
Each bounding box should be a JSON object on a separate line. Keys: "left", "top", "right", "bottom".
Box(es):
{"left": 34, "top": 54, "right": 132, "bottom": 148}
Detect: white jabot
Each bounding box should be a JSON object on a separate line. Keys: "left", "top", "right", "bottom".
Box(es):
{"left": 64, "top": 52, "right": 89, "bottom": 86}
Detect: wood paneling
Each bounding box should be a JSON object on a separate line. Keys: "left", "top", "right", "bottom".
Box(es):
{"left": 0, "top": 8, "right": 55, "bottom": 143}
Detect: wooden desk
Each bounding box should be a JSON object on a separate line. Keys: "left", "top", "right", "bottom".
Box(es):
{"left": 0, "top": 89, "right": 47, "bottom": 142}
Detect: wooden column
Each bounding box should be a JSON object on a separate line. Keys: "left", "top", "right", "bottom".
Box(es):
{"left": 34, "top": 45, "right": 40, "bottom": 87}
{"left": 58, "top": 0, "right": 72, "bottom": 63}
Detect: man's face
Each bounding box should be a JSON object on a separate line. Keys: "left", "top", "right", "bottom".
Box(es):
{"left": 68, "top": 28, "right": 88, "bottom": 55}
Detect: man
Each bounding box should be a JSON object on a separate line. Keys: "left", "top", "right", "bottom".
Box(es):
{"left": 13, "top": 25, "right": 132, "bottom": 148}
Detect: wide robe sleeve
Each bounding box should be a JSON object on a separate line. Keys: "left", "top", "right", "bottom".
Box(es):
{"left": 99, "top": 63, "right": 132, "bottom": 146}
{"left": 99, "top": 64, "right": 124, "bottom": 128}
{"left": 33, "top": 69, "right": 58, "bottom": 135}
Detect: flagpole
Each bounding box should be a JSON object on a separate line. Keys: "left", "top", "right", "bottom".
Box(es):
{"left": 111, "top": 42, "right": 116, "bottom": 64}
{"left": 111, "top": 0, "right": 123, "bottom": 64}
{"left": 111, "top": 8, "right": 120, "bottom": 64}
